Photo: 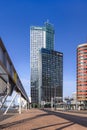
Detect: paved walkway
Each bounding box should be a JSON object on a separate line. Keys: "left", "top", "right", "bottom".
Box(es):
{"left": 0, "top": 109, "right": 87, "bottom": 130}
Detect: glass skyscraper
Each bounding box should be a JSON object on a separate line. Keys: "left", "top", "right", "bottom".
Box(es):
{"left": 30, "top": 22, "right": 63, "bottom": 104}
{"left": 38, "top": 48, "right": 63, "bottom": 104}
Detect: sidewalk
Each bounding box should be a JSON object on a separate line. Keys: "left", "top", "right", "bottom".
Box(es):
{"left": 0, "top": 109, "right": 87, "bottom": 130}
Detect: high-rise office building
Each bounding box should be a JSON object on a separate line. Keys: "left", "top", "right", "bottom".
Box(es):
{"left": 77, "top": 43, "right": 87, "bottom": 103}
{"left": 30, "top": 22, "right": 63, "bottom": 104}
{"left": 38, "top": 48, "right": 63, "bottom": 104}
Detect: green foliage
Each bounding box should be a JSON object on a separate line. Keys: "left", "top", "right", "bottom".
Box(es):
{"left": 44, "top": 103, "right": 51, "bottom": 108}
{"left": 31, "top": 103, "right": 41, "bottom": 108}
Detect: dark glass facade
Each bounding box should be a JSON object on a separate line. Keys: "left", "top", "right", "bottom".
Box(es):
{"left": 38, "top": 48, "right": 63, "bottom": 103}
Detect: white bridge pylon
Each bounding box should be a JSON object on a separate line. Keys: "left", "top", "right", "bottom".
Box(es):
{"left": 4, "top": 91, "right": 28, "bottom": 115}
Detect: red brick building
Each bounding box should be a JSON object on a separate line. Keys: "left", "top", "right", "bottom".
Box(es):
{"left": 77, "top": 44, "right": 87, "bottom": 103}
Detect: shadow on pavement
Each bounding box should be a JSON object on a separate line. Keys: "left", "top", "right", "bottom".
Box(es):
{"left": 0, "top": 112, "right": 52, "bottom": 129}
{"left": 32, "top": 121, "right": 74, "bottom": 130}
{"left": 0, "top": 109, "right": 18, "bottom": 122}
{"left": 0, "top": 114, "right": 14, "bottom": 122}
{"left": 42, "top": 109, "right": 87, "bottom": 128}
{"left": 0, "top": 109, "right": 87, "bottom": 129}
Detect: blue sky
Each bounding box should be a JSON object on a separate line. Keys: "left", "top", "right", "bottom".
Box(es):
{"left": 0, "top": 0, "right": 87, "bottom": 98}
